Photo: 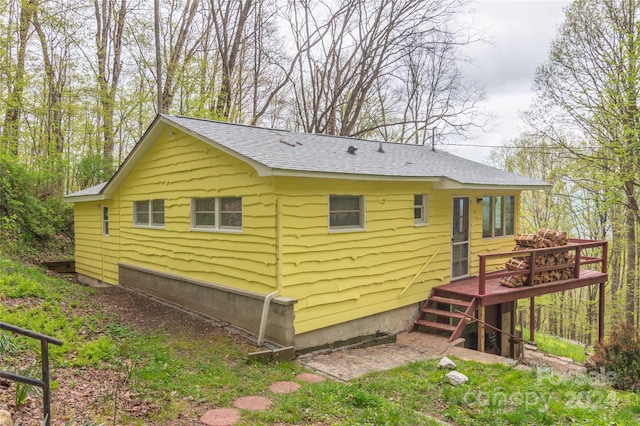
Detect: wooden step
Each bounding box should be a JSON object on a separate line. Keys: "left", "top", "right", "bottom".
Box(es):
{"left": 414, "top": 320, "right": 457, "bottom": 332}
{"left": 429, "top": 295, "right": 472, "bottom": 307}
{"left": 420, "top": 307, "right": 465, "bottom": 319}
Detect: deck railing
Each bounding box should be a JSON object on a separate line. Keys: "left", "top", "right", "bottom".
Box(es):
{"left": 0, "top": 321, "right": 63, "bottom": 426}
{"left": 477, "top": 239, "right": 608, "bottom": 295}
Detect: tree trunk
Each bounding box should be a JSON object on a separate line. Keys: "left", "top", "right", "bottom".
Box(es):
{"left": 154, "top": 0, "right": 163, "bottom": 113}
{"left": 94, "top": 0, "right": 127, "bottom": 176}
{"left": 624, "top": 181, "right": 638, "bottom": 324}
{"left": 2, "top": 0, "right": 35, "bottom": 155}
{"left": 32, "top": 10, "right": 65, "bottom": 195}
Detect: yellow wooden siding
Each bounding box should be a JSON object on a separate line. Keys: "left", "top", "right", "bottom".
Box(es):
{"left": 73, "top": 125, "right": 524, "bottom": 337}
{"left": 101, "top": 198, "right": 120, "bottom": 284}
{"left": 114, "top": 130, "right": 277, "bottom": 294}
{"left": 276, "top": 177, "right": 520, "bottom": 334}
{"left": 74, "top": 202, "right": 103, "bottom": 280}
{"left": 73, "top": 200, "right": 120, "bottom": 284}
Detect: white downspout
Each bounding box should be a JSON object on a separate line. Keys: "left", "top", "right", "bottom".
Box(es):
{"left": 258, "top": 196, "right": 283, "bottom": 346}
{"left": 258, "top": 291, "right": 277, "bottom": 346}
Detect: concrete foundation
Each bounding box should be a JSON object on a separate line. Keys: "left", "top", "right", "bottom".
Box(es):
{"left": 295, "top": 303, "right": 420, "bottom": 350}
{"left": 81, "top": 264, "right": 423, "bottom": 353}
{"left": 118, "top": 264, "right": 297, "bottom": 347}
{"left": 76, "top": 274, "right": 111, "bottom": 288}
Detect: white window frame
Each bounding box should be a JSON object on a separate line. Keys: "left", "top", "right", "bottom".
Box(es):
{"left": 133, "top": 199, "right": 165, "bottom": 228}
{"left": 191, "top": 197, "right": 243, "bottom": 233}
{"left": 482, "top": 195, "right": 515, "bottom": 238}
{"left": 102, "top": 206, "right": 109, "bottom": 236}
{"left": 329, "top": 195, "right": 365, "bottom": 232}
{"left": 414, "top": 193, "right": 429, "bottom": 226}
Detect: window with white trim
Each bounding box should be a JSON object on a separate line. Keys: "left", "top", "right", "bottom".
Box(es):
{"left": 191, "top": 197, "right": 242, "bottom": 231}
{"left": 329, "top": 195, "right": 364, "bottom": 230}
{"left": 102, "top": 206, "right": 109, "bottom": 236}
{"left": 414, "top": 194, "right": 429, "bottom": 225}
{"left": 134, "top": 199, "right": 164, "bottom": 227}
{"left": 482, "top": 195, "right": 515, "bottom": 238}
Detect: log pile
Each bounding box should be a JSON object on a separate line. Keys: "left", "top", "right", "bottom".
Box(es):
{"left": 499, "top": 229, "right": 575, "bottom": 288}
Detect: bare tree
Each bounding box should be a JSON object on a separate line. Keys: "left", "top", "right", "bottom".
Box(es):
{"left": 286, "top": 0, "right": 480, "bottom": 140}
{"left": 152, "top": 0, "right": 207, "bottom": 113}
{"left": 94, "top": 0, "right": 128, "bottom": 174}
{"left": 210, "top": 0, "right": 253, "bottom": 119}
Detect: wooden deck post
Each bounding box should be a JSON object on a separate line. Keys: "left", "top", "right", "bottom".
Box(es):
{"left": 529, "top": 297, "right": 535, "bottom": 344}
{"left": 599, "top": 282, "right": 605, "bottom": 343}
{"left": 478, "top": 303, "right": 485, "bottom": 352}
{"left": 510, "top": 300, "right": 517, "bottom": 358}
{"left": 479, "top": 255, "right": 486, "bottom": 295}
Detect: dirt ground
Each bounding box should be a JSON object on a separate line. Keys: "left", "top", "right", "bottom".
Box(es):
{"left": 0, "top": 274, "right": 255, "bottom": 426}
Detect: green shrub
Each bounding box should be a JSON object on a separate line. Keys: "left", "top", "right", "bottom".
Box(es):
{"left": 592, "top": 320, "right": 640, "bottom": 391}
{"left": 0, "top": 273, "right": 47, "bottom": 298}
{"left": 0, "top": 153, "right": 73, "bottom": 260}
{"left": 77, "top": 336, "right": 118, "bottom": 366}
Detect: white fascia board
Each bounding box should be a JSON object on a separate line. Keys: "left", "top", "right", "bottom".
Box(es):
{"left": 431, "top": 179, "right": 551, "bottom": 191}
{"left": 62, "top": 194, "right": 107, "bottom": 203}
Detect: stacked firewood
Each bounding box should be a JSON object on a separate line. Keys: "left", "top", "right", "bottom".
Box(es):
{"left": 499, "top": 229, "right": 575, "bottom": 288}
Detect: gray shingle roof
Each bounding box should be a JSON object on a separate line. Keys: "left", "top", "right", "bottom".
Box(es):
{"left": 65, "top": 114, "right": 548, "bottom": 200}
{"left": 164, "top": 115, "right": 548, "bottom": 187}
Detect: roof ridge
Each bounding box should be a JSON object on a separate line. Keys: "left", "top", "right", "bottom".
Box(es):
{"left": 162, "top": 114, "right": 425, "bottom": 148}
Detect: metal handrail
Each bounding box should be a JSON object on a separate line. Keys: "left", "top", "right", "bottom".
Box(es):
{"left": 0, "top": 321, "right": 63, "bottom": 426}
{"left": 477, "top": 239, "right": 608, "bottom": 295}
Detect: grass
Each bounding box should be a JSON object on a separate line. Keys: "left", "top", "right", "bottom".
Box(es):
{"left": 1, "top": 257, "right": 639, "bottom": 425}
{"left": 521, "top": 329, "right": 589, "bottom": 362}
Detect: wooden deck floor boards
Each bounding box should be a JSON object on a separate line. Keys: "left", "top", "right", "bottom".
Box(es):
{"left": 435, "top": 269, "right": 608, "bottom": 306}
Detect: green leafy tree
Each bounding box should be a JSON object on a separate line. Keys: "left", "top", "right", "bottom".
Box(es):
{"left": 531, "top": 0, "right": 640, "bottom": 323}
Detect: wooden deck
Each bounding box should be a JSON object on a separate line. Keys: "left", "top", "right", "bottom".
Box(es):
{"left": 435, "top": 268, "right": 608, "bottom": 306}
{"left": 435, "top": 238, "right": 608, "bottom": 306}
{"left": 414, "top": 238, "right": 609, "bottom": 351}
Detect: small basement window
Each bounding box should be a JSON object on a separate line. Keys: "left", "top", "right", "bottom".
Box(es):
{"left": 134, "top": 200, "right": 165, "bottom": 227}
{"left": 191, "top": 197, "right": 242, "bottom": 231}
{"left": 329, "top": 195, "right": 365, "bottom": 231}
{"left": 414, "top": 194, "right": 429, "bottom": 225}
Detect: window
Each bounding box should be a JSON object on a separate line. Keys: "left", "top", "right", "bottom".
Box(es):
{"left": 329, "top": 195, "right": 364, "bottom": 230}
{"left": 482, "top": 195, "right": 515, "bottom": 238}
{"left": 102, "top": 206, "right": 109, "bottom": 236}
{"left": 414, "top": 194, "right": 429, "bottom": 225}
{"left": 192, "top": 197, "right": 242, "bottom": 231}
{"left": 134, "top": 200, "right": 164, "bottom": 227}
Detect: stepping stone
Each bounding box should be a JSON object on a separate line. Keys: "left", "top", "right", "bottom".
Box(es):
{"left": 296, "top": 372, "right": 326, "bottom": 383}
{"left": 269, "top": 381, "right": 301, "bottom": 394}
{"left": 233, "top": 395, "right": 273, "bottom": 411}
{"left": 200, "top": 408, "right": 241, "bottom": 426}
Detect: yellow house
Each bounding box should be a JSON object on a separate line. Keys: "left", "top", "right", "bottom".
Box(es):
{"left": 64, "top": 115, "right": 549, "bottom": 350}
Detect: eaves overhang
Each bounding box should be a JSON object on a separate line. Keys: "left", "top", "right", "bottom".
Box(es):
{"left": 63, "top": 114, "right": 552, "bottom": 203}
{"left": 431, "top": 180, "right": 552, "bottom": 191}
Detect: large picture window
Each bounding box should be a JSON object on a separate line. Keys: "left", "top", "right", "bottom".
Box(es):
{"left": 482, "top": 195, "right": 515, "bottom": 238}
{"left": 134, "top": 200, "right": 164, "bottom": 227}
{"left": 329, "top": 195, "right": 364, "bottom": 230}
{"left": 192, "top": 197, "right": 242, "bottom": 231}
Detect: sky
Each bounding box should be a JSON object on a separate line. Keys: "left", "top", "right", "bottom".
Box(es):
{"left": 445, "top": 0, "right": 570, "bottom": 162}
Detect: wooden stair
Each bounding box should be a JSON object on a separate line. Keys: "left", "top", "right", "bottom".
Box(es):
{"left": 412, "top": 292, "right": 477, "bottom": 341}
